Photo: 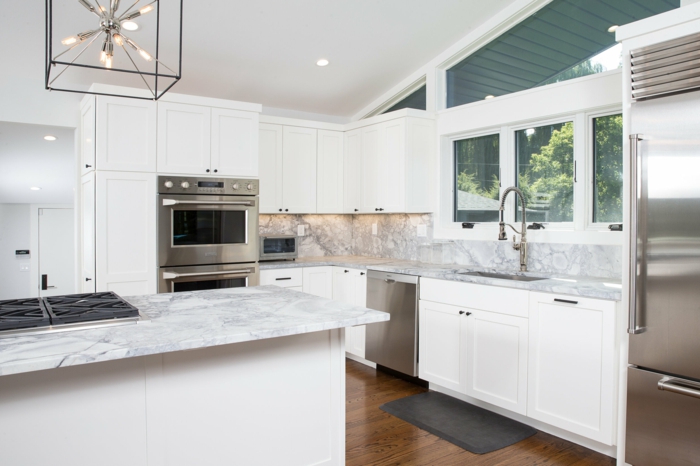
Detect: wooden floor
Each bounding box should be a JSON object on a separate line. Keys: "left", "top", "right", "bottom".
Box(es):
{"left": 346, "top": 359, "right": 616, "bottom": 466}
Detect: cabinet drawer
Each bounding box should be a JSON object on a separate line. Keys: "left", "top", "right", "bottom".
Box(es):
{"left": 260, "top": 268, "right": 303, "bottom": 287}
{"left": 420, "top": 278, "right": 529, "bottom": 318}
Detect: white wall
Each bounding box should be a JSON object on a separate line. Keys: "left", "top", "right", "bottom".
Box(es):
{"left": 0, "top": 204, "right": 32, "bottom": 300}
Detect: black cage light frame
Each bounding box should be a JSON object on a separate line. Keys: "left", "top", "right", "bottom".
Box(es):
{"left": 45, "top": 0, "right": 183, "bottom": 101}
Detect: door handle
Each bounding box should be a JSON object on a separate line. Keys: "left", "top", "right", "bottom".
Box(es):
{"left": 629, "top": 134, "right": 646, "bottom": 334}
{"left": 384, "top": 279, "right": 396, "bottom": 284}
{"left": 162, "top": 269, "right": 253, "bottom": 279}
{"left": 85, "top": 278, "right": 93, "bottom": 281}
{"left": 554, "top": 298, "right": 578, "bottom": 305}
{"left": 658, "top": 377, "right": 700, "bottom": 400}
{"left": 41, "top": 274, "right": 48, "bottom": 291}
{"left": 162, "top": 199, "right": 254, "bottom": 207}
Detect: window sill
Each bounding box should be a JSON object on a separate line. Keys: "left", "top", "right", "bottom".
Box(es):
{"left": 435, "top": 223, "right": 624, "bottom": 245}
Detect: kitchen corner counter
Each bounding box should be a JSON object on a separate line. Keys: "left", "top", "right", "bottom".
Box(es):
{"left": 0, "top": 286, "right": 389, "bottom": 377}
{"left": 260, "top": 256, "right": 623, "bottom": 301}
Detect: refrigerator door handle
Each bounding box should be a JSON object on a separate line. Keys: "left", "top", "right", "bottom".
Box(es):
{"left": 658, "top": 377, "right": 700, "bottom": 400}
{"left": 629, "top": 134, "right": 646, "bottom": 334}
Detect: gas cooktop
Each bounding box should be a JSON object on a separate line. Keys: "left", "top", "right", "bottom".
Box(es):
{"left": 0, "top": 292, "right": 148, "bottom": 338}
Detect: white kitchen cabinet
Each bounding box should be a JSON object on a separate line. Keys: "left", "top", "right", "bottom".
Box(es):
{"left": 317, "top": 130, "right": 344, "bottom": 214}
{"left": 302, "top": 266, "right": 333, "bottom": 299}
{"left": 210, "top": 108, "right": 259, "bottom": 177}
{"left": 96, "top": 171, "right": 157, "bottom": 296}
{"left": 528, "top": 292, "right": 616, "bottom": 445}
{"left": 360, "top": 124, "right": 380, "bottom": 213}
{"left": 378, "top": 119, "right": 405, "bottom": 213}
{"left": 343, "top": 128, "right": 362, "bottom": 213}
{"left": 80, "top": 172, "right": 96, "bottom": 293}
{"left": 259, "top": 124, "right": 284, "bottom": 214}
{"left": 259, "top": 268, "right": 303, "bottom": 288}
{"left": 283, "top": 126, "right": 317, "bottom": 214}
{"left": 419, "top": 300, "right": 466, "bottom": 393}
{"left": 157, "top": 102, "right": 211, "bottom": 175}
{"left": 464, "top": 309, "right": 528, "bottom": 415}
{"left": 333, "top": 267, "right": 367, "bottom": 358}
{"left": 80, "top": 96, "right": 96, "bottom": 175}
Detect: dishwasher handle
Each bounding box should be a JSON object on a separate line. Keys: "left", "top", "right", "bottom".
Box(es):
{"left": 384, "top": 279, "right": 396, "bottom": 284}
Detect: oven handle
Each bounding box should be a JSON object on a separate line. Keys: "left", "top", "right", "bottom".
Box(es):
{"left": 162, "top": 199, "right": 254, "bottom": 207}
{"left": 163, "top": 269, "right": 255, "bottom": 280}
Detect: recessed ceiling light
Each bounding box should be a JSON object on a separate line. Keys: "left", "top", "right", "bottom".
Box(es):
{"left": 122, "top": 21, "right": 140, "bottom": 31}
{"left": 44, "top": 135, "right": 57, "bottom": 141}
{"left": 30, "top": 187, "right": 41, "bottom": 191}
{"left": 484, "top": 95, "right": 495, "bottom": 99}
{"left": 316, "top": 59, "right": 329, "bottom": 67}
{"left": 608, "top": 25, "right": 619, "bottom": 33}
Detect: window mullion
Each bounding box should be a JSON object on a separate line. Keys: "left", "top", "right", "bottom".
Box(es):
{"left": 501, "top": 125, "right": 515, "bottom": 224}
{"left": 573, "top": 113, "right": 587, "bottom": 231}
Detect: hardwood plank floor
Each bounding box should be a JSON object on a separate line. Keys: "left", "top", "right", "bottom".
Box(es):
{"left": 346, "top": 359, "right": 616, "bottom": 466}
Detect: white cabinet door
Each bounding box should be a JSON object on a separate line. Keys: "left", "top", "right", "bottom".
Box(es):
{"left": 96, "top": 171, "right": 157, "bottom": 296}
{"left": 333, "top": 267, "right": 367, "bottom": 358}
{"left": 157, "top": 102, "right": 211, "bottom": 175}
{"left": 360, "top": 125, "right": 380, "bottom": 213}
{"left": 96, "top": 96, "right": 157, "bottom": 172}
{"left": 464, "top": 309, "right": 528, "bottom": 415}
{"left": 282, "top": 126, "right": 317, "bottom": 213}
{"left": 317, "top": 130, "right": 344, "bottom": 214}
{"left": 378, "top": 119, "right": 405, "bottom": 213}
{"left": 80, "top": 96, "right": 96, "bottom": 175}
{"left": 211, "top": 108, "right": 258, "bottom": 177}
{"left": 258, "top": 124, "right": 283, "bottom": 214}
{"left": 343, "top": 128, "right": 362, "bottom": 214}
{"left": 528, "top": 292, "right": 616, "bottom": 445}
{"left": 302, "top": 266, "right": 333, "bottom": 299}
{"left": 419, "top": 300, "right": 466, "bottom": 393}
{"left": 80, "top": 173, "right": 96, "bottom": 293}
{"left": 259, "top": 268, "right": 303, "bottom": 288}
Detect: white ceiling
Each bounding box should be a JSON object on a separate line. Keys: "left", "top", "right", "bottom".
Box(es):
{"left": 0, "top": 123, "right": 75, "bottom": 204}
{"left": 2, "top": 0, "right": 516, "bottom": 119}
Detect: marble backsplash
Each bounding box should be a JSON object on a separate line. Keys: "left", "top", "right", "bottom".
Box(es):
{"left": 259, "top": 214, "right": 622, "bottom": 278}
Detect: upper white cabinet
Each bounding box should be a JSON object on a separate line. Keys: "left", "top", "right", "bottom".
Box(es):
{"left": 333, "top": 267, "right": 367, "bottom": 358}
{"left": 527, "top": 292, "right": 616, "bottom": 445}
{"left": 259, "top": 124, "right": 284, "bottom": 213}
{"left": 80, "top": 96, "right": 96, "bottom": 175}
{"left": 343, "top": 129, "right": 362, "bottom": 213}
{"left": 317, "top": 130, "right": 344, "bottom": 214}
{"left": 80, "top": 172, "right": 96, "bottom": 293}
{"left": 158, "top": 102, "right": 259, "bottom": 177}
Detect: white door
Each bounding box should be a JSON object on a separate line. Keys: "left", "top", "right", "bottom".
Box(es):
{"left": 38, "top": 209, "right": 75, "bottom": 297}
{"left": 81, "top": 173, "right": 96, "bottom": 293}
{"left": 157, "top": 102, "right": 211, "bottom": 175}
{"left": 211, "top": 108, "right": 259, "bottom": 177}
{"left": 282, "top": 126, "right": 317, "bottom": 213}
{"left": 528, "top": 292, "right": 616, "bottom": 445}
{"left": 343, "top": 128, "right": 362, "bottom": 214}
{"left": 378, "top": 119, "right": 405, "bottom": 213}
{"left": 418, "top": 300, "right": 466, "bottom": 393}
{"left": 80, "top": 96, "right": 96, "bottom": 175}
{"left": 258, "top": 124, "right": 283, "bottom": 214}
{"left": 317, "top": 130, "right": 344, "bottom": 214}
{"left": 360, "top": 125, "right": 380, "bottom": 213}
{"left": 464, "top": 309, "right": 528, "bottom": 415}
{"left": 302, "top": 266, "right": 333, "bottom": 299}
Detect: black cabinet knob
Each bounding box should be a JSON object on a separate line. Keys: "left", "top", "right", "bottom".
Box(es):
{"left": 360, "top": 272, "right": 365, "bottom": 276}
{"left": 459, "top": 311, "right": 465, "bottom": 315}
{"left": 85, "top": 164, "right": 92, "bottom": 168}
{"left": 379, "top": 208, "right": 384, "bottom": 211}
{"left": 214, "top": 169, "right": 218, "bottom": 173}
{"left": 285, "top": 209, "right": 288, "bottom": 212}
{"left": 375, "top": 208, "right": 379, "bottom": 211}
{"left": 85, "top": 278, "right": 92, "bottom": 281}
{"left": 344, "top": 270, "right": 349, "bottom": 273}
{"left": 354, "top": 209, "right": 359, "bottom": 212}
{"left": 279, "top": 209, "right": 283, "bottom": 212}
{"left": 206, "top": 169, "right": 210, "bottom": 173}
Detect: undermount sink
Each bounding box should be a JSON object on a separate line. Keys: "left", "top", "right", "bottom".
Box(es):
{"left": 459, "top": 271, "right": 548, "bottom": 282}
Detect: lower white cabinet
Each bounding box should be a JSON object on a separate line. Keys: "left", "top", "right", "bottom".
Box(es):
{"left": 527, "top": 292, "right": 616, "bottom": 445}
{"left": 259, "top": 268, "right": 303, "bottom": 288}
{"left": 302, "top": 266, "right": 333, "bottom": 299}
{"left": 80, "top": 173, "right": 96, "bottom": 293}
{"left": 419, "top": 300, "right": 466, "bottom": 393}
{"left": 332, "top": 268, "right": 367, "bottom": 358}
{"left": 464, "top": 309, "right": 528, "bottom": 415}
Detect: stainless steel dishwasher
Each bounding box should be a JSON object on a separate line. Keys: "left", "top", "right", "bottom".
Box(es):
{"left": 365, "top": 270, "right": 419, "bottom": 377}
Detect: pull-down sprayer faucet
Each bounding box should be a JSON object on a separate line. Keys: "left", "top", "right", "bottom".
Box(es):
{"left": 498, "top": 187, "right": 528, "bottom": 272}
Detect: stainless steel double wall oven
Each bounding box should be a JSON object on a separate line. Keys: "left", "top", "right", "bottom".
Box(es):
{"left": 157, "top": 176, "right": 260, "bottom": 293}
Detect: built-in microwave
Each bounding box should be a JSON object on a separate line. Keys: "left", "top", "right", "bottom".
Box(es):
{"left": 259, "top": 235, "right": 298, "bottom": 261}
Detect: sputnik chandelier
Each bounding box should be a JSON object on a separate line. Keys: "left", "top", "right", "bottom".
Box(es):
{"left": 45, "top": 0, "right": 183, "bottom": 100}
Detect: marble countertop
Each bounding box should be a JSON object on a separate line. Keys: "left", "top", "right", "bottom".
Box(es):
{"left": 0, "top": 286, "right": 389, "bottom": 378}
{"left": 260, "top": 256, "right": 623, "bottom": 301}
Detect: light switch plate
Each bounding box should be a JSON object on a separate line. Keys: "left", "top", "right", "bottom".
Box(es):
{"left": 372, "top": 223, "right": 378, "bottom": 235}
{"left": 19, "top": 264, "right": 30, "bottom": 272}
{"left": 417, "top": 224, "right": 427, "bottom": 237}
{"left": 297, "top": 225, "right": 305, "bottom": 236}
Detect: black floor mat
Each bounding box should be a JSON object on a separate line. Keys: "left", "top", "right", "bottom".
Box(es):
{"left": 380, "top": 391, "right": 537, "bottom": 454}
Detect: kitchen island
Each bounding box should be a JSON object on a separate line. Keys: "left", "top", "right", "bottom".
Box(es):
{"left": 0, "top": 286, "right": 388, "bottom": 466}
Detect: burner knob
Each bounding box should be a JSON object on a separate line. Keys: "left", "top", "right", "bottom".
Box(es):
{"left": 180, "top": 181, "right": 190, "bottom": 189}
{"left": 246, "top": 183, "right": 253, "bottom": 190}
{"left": 232, "top": 183, "right": 240, "bottom": 190}
{"left": 164, "top": 180, "right": 173, "bottom": 189}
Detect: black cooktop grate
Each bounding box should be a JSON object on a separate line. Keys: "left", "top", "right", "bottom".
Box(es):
{"left": 0, "top": 298, "right": 51, "bottom": 331}
{"left": 43, "top": 292, "right": 140, "bottom": 325}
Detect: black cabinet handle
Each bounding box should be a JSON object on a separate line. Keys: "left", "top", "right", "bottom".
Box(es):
{"left": 85, "top": 164, "right": 92, "bottom": 168}
{"left": 554, "top": 298, "right": 578, "bottom": 305}
{"left": 344, "top": 270, "right": 349, "bottom": 273}
{"left": 85, "top": 278, "right": 92, "bottom": 282}
{"left": 41, "top": 274, "right": 48, "bottom": 291}
{"left": 459, "top": 310, "right": 465, "bottom": 315}
{"left": 354, "top": 209, "right": 359, "bottom": 212}
{"left": 206, "top": 169, "right": 210, "bottom": 173}
{"left": 379, "top": 208, "right": 384, "bottom": 211}
{"left": 459, "top": 311, "right": 472, "bottom": 316}
{"left": 285, "top": 209, "right": 288, "bottom": 212}
{"left": 213, "top": 169, "right": 218, "bottom": 173}
{"left": 279, "top": 209, "right": 283, "bottom": 212}
{"left": 375, "top": 208, "right": 379, "bottom": 211}
{"left": 360, "top": 272, "right": 365, "bottom": 275}
{"left": 275, "top": 277, "right": 292, "bottom": 281}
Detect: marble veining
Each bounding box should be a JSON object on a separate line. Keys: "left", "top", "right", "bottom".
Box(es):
{"left": 259, "top": 214, "right": 353, "bottom": 257}
{"left": 0, "top": 286, "right": 389, "bottom": 377}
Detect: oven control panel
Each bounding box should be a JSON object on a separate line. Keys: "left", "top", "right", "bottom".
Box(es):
{"left": 158, "top": 176, "right": 259, "bottom": 195}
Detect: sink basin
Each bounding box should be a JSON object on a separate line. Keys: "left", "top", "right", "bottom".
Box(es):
{"left": 459, "top": 271, "right": 548, "bottom": 282}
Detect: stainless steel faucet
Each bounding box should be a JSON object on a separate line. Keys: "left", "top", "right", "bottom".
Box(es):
{"left": 498, "top": 187, "right": 528, "bottom": 272}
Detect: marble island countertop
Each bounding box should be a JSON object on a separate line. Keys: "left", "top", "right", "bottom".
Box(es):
{"left": 260, "top": 256, "right": 623, "bottom": 301}
{"left": 0, "top": 286, "right": 389, "bottom": 378}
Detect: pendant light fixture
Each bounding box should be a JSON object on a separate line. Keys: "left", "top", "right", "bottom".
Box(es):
{"left": 45, "top": 0, "right": 183, "bottom": 100}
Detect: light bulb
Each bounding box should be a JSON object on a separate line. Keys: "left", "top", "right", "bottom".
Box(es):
{"left": 105, "top": 55, "right": 113, "bottom": 68}
{"left": 62, "top": 36, "right": 78, "bottom": 46}
{"left": 139, "top": 4, "right": 154, "bottom": 15}
{"left": 138, "top": 49, "right": 153, "bottom": 61}
{"left": 113, "top": 33, "right": 124, "bottom": 46}
{"left": 100, "top": 51, "right": 107, "bottom": 63}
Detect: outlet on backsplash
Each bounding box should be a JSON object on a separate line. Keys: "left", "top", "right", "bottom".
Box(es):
{"left": 298, "top": 225, "right": 305, "bottom": 236}
{"left": 372, "top": 224, "right": 377, "bottom": 235}
{"left": 417, "top": 224, "right": 427, "bottom": 237}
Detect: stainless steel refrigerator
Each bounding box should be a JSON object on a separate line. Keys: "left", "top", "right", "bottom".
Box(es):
{"left": 626, "top": 89, "right": 700, "bottom": 465}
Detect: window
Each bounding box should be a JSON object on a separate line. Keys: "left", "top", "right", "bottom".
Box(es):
{"left": 515, "top": 122, "right": 574, "bottom": 222}
{"left": 453, "top": 134, "right": 500, "bottom": 222}
{"left": 445, "top": 0, "right": 679, "bottom": 108}
{"left": 593, "top": 114, "right": 623, "bottom": 223}
{"left": 381, "top": 85, "right": 427, "bottom": 114}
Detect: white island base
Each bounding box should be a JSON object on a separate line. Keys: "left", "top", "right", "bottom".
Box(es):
{"left": 0, "top": 329, "right": 346, "bottom": 466}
